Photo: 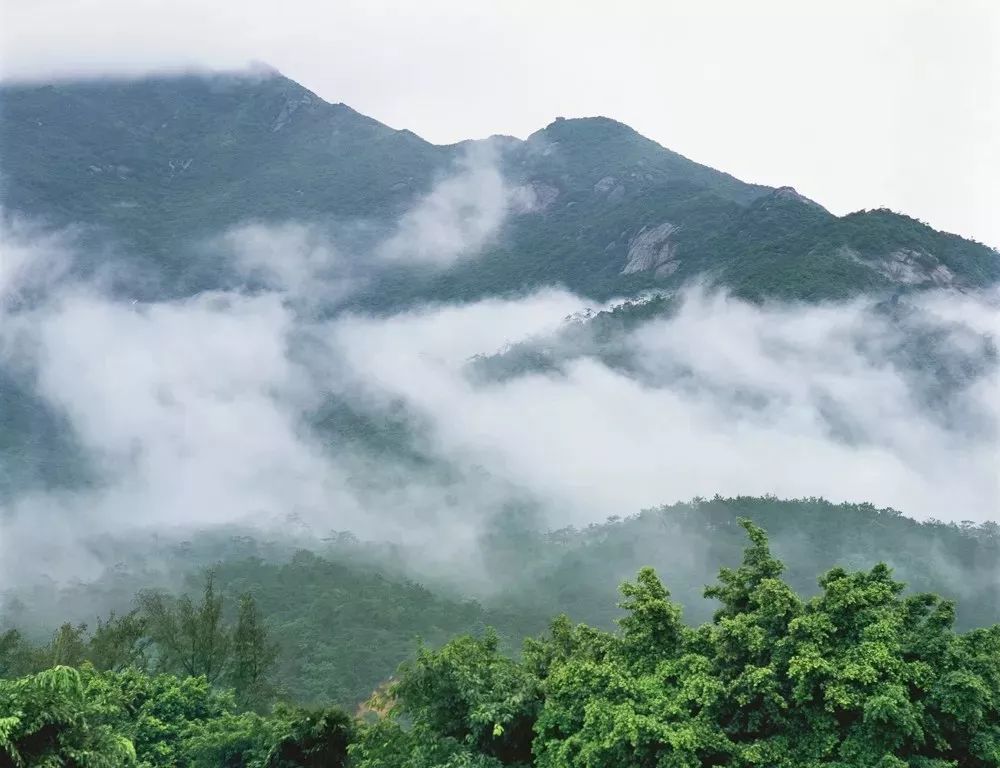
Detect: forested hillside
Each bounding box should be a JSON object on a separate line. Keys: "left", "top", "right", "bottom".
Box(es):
{"left": 3, "top": 521, "right": 998, "bottom": 766}
{"left": 4, "top": 496, "right": 998, "bottom": 712}
{"left": 2, "top": 70, "right": 996, "bottom": 306}
{"left": 1, "top": 64, "right": 998, "bottom": 768}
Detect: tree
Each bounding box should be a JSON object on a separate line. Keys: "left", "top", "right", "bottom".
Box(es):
{"left": 3, "top": 517, "right": 999, "bottom": 767}
{"left": 92, "top": 666, "right": 244, "bottom": 768}
{"left": 0, "top": 665, "right": 136, "bottom": 767}
{"left": 43, "top": 622, "right": 89, "bottom": 668}
{"left": 0, "top": 629, "right": 35, "bottom": 679}
{"left": 266, "top": 706, "right": 354, "bottom": 768}
{"left": 358, "top": 520, "right": 1000, "bottom": 768}
{"left": 617, "top": 566, "right": 684, "bottom": 664}
{"left": 88, "top": 610, "right": 150, "bottom": 672}
{"left": 229, "top": 593, "right": 278, "bottom": 712}
{"left": 139, "top": 572, "right": 231, "bottom": 683}
{"left": 355, "top": 629, "right": 539, "bottom": 767}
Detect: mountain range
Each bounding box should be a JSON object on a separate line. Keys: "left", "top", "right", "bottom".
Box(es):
{"left": 2, "top": 68, "right": 997, "bottom": 306}
{"left": 2, "top": 68, "right": 1000, "bottom": 765}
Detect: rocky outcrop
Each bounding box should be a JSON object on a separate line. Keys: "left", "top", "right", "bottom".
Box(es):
{"left": 594, "top": 176, "right": 626, "bottom": 203}
{"left": 167, "top": 158, "right": 193, "bottom": 177}
{"left": 842, "top": 246, "right": 957, "bottom": 287}
{"left": 622, "top": 222, "right": 679, "bottom": 275}
{"left": 529, "top": 182, "right": 560, "bottom": 210}
{"left": 594, "top": 176, "right": 617, "bottom": 193}
{"left": 272, "top": 94, "right": 314, "bottom": 132}
{"left": 878, "top": 248, "right": 955, "bottom": 286}
{"left": 771, "top": 186, "right": 828, "bottom": 212}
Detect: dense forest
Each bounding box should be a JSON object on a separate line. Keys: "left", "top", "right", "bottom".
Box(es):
{"left": 5, "top": 497, "right": 999, "bottom": 711}
{"left": 2, "top": 520, "right": 998, "bottom": 767}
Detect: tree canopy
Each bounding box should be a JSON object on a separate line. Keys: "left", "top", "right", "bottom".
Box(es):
{"left": 356, "top": 520, "right": 1000, "bottom": 767}
{"left": 2, "top": 519, "right": 998, "bottom": 767}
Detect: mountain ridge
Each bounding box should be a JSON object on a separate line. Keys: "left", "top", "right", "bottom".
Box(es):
{"left": 1, "top": 67, "right": 997, "bottom": 306}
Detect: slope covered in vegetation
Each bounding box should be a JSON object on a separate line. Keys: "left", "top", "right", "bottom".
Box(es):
{"left": 3, "top": 498, "right": 998, "bottom": 709}
{"left": 2, "top": 71, "right": 996, "bottom": 306}
{"left": 2, "top": 521, "right": 998, "bottom": 767}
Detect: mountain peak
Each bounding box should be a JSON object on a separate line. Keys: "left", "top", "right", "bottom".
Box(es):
{"left": 767, "top": 186, "right": 829, "bottom": 212}
{"left": 531, "top": 115, "right": 641, "bottom": 143}
{"left": 245, "top": 60, "right": 282, "bottom": 77}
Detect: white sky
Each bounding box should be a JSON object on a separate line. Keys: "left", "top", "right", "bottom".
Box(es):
{"left": 1, "top": 0, "right": 998, "bottom": 248}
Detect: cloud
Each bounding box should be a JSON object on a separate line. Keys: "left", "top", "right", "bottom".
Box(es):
{"left": 208, "top": 146, "right": 525, "bottom": 307}
{"left": 0, "top": 214, "right": 72, "bottom": 309}
{"left": 0, "top": 209, "right": 997, "bottom": 593}
{"left": 327, "top": 288, "right": 1000, "bottom": 524}
{"left": 223, "top": 222, "right": 341, "bottom": 293}
{"left": 219, "top": 220, "right": 360, "bottom": 308}
{"left": 377, "top": 144, "right": 533, "bottom": 267}
{"left": 0, "top": 288, "right": 363, "bottom": 579}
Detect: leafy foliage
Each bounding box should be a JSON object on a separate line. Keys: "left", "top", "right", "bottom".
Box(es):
{"left": 0, "top": 665, "right": 136, "bottom": 768}
{"left": 354, "top": 520, "right": 1000, "bottom": 767}
{"left": 5, "top": 497, "right": 998, "bottom": 712}
{"left": 138, "top": 573, "right": 231, "bottom": 684}
{"left": 231, "top": 595, "right": 280, "bottom": 712}
{"left": 486, "top": 496, "right": 1000, "bottom": 634}
{"left": 207, "top": 552, "right": 519, "bottom": 707}
{"left": 0, "top": 664, "right": 353, "bottom": 768}
{"left": 2, "top": 522, "right": 999, "bottom": 766}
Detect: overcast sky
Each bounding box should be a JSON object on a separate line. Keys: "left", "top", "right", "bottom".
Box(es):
{"left": 1, "top": 0, "right": 998, "bottom": 248}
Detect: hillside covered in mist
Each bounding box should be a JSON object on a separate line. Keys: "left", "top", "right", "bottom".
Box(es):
{"left": 4, "top": 517, "right": 999, "bottom": 767}
{"left": 7, "top": 495, "right": 998, "bottom": 710}
{"left": 1, "top": 66, "right": 998, "bottom": 767}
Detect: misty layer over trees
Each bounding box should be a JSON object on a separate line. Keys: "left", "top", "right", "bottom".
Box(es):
{"left": 0, "top": 69, "right": 998, "bottom": 766}
{"left": 3, "top": 523, "right": 999, "bottom": 766}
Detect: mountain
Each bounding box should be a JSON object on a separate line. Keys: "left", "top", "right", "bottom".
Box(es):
{"left": 2, "top": 68, "right": 996, "bottom": 304}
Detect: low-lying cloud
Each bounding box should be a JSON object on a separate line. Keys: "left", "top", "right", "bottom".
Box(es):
{"left": 377, "top": 143, "right": 534, "bottom": 267}
{"left": 330, "top": 289, "right": 999, "bottom": 525}
{"left": 0, "top": 201, "right": 997, "bottom": 591}
{"left": 221, "top": 221, "right": 354, "bottom": 304}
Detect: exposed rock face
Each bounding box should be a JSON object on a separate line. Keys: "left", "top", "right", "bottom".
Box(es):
{"left": 594, "top": 175, "right": 626, "bottom": 203}
{"left": 529, "top": 182, "right": 560, "bottom": 210}
{"left": 878, "top": 249, "right": 955, "bottom": 286}
{"left": 167, "top": 158, "right": 193, "bottom": 177}
{"left": 272, "top": 94, "right": 314, "bottom": 132}
{"left": 622, "top": 222, "right": 679, "bottom": 275}
{"left": 772, "top": 186, "right": 828, "bottom": 212}
{"left": 842, "top": 246, "right": 957, "bottom": 287}
{"left": 594, "top": 176, "right": 617, "bottom": 193}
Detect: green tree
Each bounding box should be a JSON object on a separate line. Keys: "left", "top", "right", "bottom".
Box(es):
{"left": 532, "top": 573, "right": 729, "bottom": 768}
{"left": 0, "top": 630, "right": 36, "bottom": 679}
{"left": 88, "top": 610, "right": 149, "bottom": 672}
{"left": 180, "top": 710, "right": 278, "bottom": 768}
{"left": 266, "top": 705, "right": 353, "bottom": 768}
{"left": 364, "top": 519, "right": 1000, "bottom": 768}
{"left": 0, "top": 665, "right": 136, "bottom": 767}
{"left": 229, "top": 594, "right": 278, "bottom": 712}
{"left": 43, "top": 622, "right": 90, "bottom": 668}
{"left": 617, "top": 566, "right": 684, "bottom": 664}
{"left": 353, "top": 629, "right": 538, "bottom": 767}
{"left": 139, "top": 573, "right": 231, "bottom": 683}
